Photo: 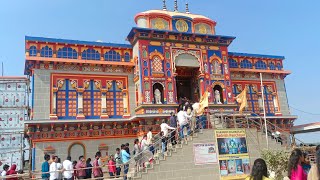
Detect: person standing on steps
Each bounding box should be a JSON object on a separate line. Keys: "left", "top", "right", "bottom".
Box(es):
{"left": 41, "top": 154, "right": 50, "bottom": 180}
{"left": 121, "top": 144, "right": 130, "bottom": 180}
{"left": 160, "top": 119, "right": 176, "bottom": 152}
{"left": 114, "top": 148, "right": 122, "bottom": 178}
{"left": 169, "top": 112, "right": 178, "bottom": 146}
{"left": 177, "top": 107, "right": 192, "bottom": 140}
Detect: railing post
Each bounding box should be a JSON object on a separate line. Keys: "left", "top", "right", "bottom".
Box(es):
{"left": 246, "top": 115, "right": 249, "bottom": 128}
{"left": 233, "top": 113, "right": 237, "bottom": 128}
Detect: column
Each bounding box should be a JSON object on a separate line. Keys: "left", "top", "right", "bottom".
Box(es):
{"left": 198, "top": 73, "right": 205, "bottom": 97}
{"left": 50, "top": 88, "right": 58, "bottom": 120}
{"left": 76, "top": 88, "right": 85, "bottom": 119}
{"left": 122, "top": 89, "right": 130, "bottom": 118}
{"left": 273, "top": 95, "right": 281, "bottom": 115}
{"left": 100, "top": 88, "right": 109, "bottom": 118}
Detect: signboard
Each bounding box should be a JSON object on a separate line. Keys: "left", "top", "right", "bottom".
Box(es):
{"left": 215, "top": 129, "right": 250, "bottom": 180}
{"left": 193, "top": 143, "right": 218, "bottom": 165}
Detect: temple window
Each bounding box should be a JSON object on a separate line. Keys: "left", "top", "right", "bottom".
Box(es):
{"left": 233, "top": 85, "right": 258, "bottom": 113}
{"left": 40, "top": 46, "right": 53, "bottom": 58}
{"left": 276, "top": 63, "right": 282, "bottom": 70}
{"left": 166, "top": 62, "right": 170, "bottom": 69}
{"left": 57, "top": 47, "right": 78, "bottom": 59}
{"left": 211, "top": 60, "right": 222, "bottom": 74}
{"left": 29, "top": 46, "right": 37, "bottom": 56}
{"left": 255, "top": 60, "right": 267, "bottom": 70}
{"left": 167, "top": 70, "right": 171, "bottom": 77}
{"left": 104, "top": 50, "right": 121, "bottom": 62}
{"left": 240, "top": 59, "right": 253, "bottom": 69}
{"left": 165, "top": 52, "right": 170, "bottom": 59}
{"left": 228, "top": 59, "right": 238, "bottom": 68}
{"left": 151, "top": 56, "right": 163, "bottom": 73}
{"left": 124, "top": 52, "right": 130, "bottom": 62}
{"left": 82, "top": 48, "right": 100, "bottom": 60}
{"left": 142, "top": 50, "right": 147, "bottom": 59}
{"left": 168, "top": 82, "right": 172, "bottom": 90}
{"left": 145, "top": 82, "right": 150, "bottom": 90}
{"left": 56, "top": 80, "right": 77, "bottom": 119}
{"left": 269, "top": 62, "right": 276, "bottom": 70}
{"left": 143, "top": 61, "right": 148, "bottom": 67}
{"left": 106, "top": 81, "right": 123, "bottom": 118}
{"left": 83, "top": 80, "right": 101, "bottom": 119}
{"left": 263, "top": 86, "right": 275, "bottom": 115}
{"left": 144, "top": 69, "right": 148, "bottom": 76}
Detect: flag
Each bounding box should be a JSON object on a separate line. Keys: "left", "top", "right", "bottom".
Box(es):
{"left": 196, "top": 90, "right": 209, "bottom": 116}
{"left": 236, "top": 88, "right": 247, "bottom": 114}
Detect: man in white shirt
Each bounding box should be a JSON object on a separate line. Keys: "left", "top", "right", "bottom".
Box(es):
{"left": 177, "top": 107, "right": 192, "bottom": 138}
{"left": 49, "top": 156, "right": 59, "bottom": 180}
{"left": 160, "top": 119, "right": 176, "bottom": 152}
{"left": 62, "top": 156, "right": 73, "bottom": 180}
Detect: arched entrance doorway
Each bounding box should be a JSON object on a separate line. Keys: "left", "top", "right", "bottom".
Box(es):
{"left": 174, "top": 53, "right": 200, "bottom": 102}
{"left": 68, "top": 142, "right": 86, "bottom": 160}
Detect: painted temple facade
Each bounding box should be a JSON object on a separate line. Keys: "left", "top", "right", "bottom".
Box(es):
{"left": 24, "top": 7, "right": 297, "bottom": 170}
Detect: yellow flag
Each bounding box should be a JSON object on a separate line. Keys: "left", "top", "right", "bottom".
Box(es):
{"left": 236, "top": 88, "right": 247, "bottom": 114}
{"left": 197, "top": 90, "right": 209, "bottom": 116}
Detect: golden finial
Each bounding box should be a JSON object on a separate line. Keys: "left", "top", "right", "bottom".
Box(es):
{"left": 186, "top": 2, "right": 190, "bottom": 14}
{"left": 162, "top": 0, "right": 167, "bottom": 11}
{"left": 174, "top": 0, "right": 178, "bottom": 12}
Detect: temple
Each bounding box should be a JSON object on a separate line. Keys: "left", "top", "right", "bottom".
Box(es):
{"left": 24, "top": 3, "right": 297, "bottom": 170}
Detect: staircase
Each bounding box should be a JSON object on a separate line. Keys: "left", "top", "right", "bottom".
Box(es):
{"left": 127, "top": 113, "right": 290, "bottom": 180}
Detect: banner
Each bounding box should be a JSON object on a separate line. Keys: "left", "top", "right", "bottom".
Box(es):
{"left": 215, "top": 129, "right": 250, "bottom": 180}
{"left": 193, "top": 143, "right": 218, "bottom": 165}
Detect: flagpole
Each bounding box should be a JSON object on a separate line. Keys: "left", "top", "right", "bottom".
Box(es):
{"left": 260, "top": 72, "right": 269, "bottom": 149}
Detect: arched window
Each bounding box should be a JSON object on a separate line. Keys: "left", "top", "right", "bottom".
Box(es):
{"left": 167, "top": 70, "right": 171, "bottom": 77}
{"left": 255, "top": 60, "right": 267, "bottom": 69}
{"left": 269, "top": 62, "right": 276, "bottom": 70}
{"left": 240, "top": 59, "right": 253, "bottom": 69}
{"left": 82, "top": 48, "right": 100, "bottom": 60}
{"left": 40, "top": 46, "right": 53, "bottom": 58}
{"left": 29, "top": 46, "right": 37, "bottom": 56}
{"left": 57, "top": 47, "right": 78, "bottom": 59}
{"left": 104, "top": 50, "right": 121, "bottom": 62}
{"left": 228, "top": 59, "right": 238, "bottom": 68}
{"left": 211, "top": 60, "right": 222, "bottom": 74}
{"left": 151, "top": 56, "right": 163, "bottom": 72}
{"left": 143, "top": 61, "right": 148, "bottom": 67}
{"left": 276, "top": 63, "right": 282, "bottom": 70}
{"left": 144, "top": 69, "right": 148, "bottom": 76}
{"left": 124, "top": 52, "right": 130, "bottom": 62}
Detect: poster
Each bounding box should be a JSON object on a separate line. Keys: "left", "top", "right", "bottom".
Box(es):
{"left": 193, "top": 143, "right": 218, "bottom": 165}
{"left": 215, "top": 129, "right": 251, "bottom": 180}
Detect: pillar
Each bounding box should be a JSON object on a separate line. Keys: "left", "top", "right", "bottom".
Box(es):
{"left": 199, "top": 73, "right": 205, "bottom": 97}
{"left": 76, "top": 88, "right": 85, "bottom": 119}
{"left": 122, "top": 89, "right": 130, "bottom": 118}
{"left": 100, "top": 88, "right": 109, "bottom": 118}
{"left": 50, "top": 88, "right": 58, "bottom": 120}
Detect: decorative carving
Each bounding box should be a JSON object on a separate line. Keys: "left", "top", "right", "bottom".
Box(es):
{"left": 57, "top": 79, "right": 64, "bottom": 89}
{"left": 84, "top": 80, "right": 90, "bottom": 89}
{"left": 98, "top": 143, "right": 108, "bottom": 151}
{"left": 145, "top": 91, "right": 151, "bottom": 103}
{"left": 94, "top": 80, "right": 101, "bottom": 90}
{"left": 44, "top": 145, "right": 56, "bottom": 154}
{"left": 70, "top": 80, "right": 78, "bottom": 89}
{"left": 149, "top": 49, "right": 164, "bottom": 60}
{"left": 116, "top": 81, "right": 123, "bottom": 90}
{"left": 106, "top": 81, "right": 113, "bottom": 90}
{"left": 168, "top": 91, "right": 174, "bottom": 103}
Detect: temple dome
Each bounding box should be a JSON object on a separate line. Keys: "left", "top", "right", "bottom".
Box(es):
{"left": 134, "top": 9, "right": 216, "bottom": 35}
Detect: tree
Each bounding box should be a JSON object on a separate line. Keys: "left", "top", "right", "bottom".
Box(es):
{"left": 261, "top": 149, "right": 289, "bottom": 180}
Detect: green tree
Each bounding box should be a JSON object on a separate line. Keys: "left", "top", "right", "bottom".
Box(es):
{"left": 261, "top": 150, "right": 289, "bottom": 180}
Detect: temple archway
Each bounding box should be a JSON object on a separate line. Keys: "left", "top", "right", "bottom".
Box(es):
{"left": 153, "top": 83, "right": 164, "bottom": 104}
{"left": 68, "top": 142, "right": 86, "bottom": 160}
{"left": 213, "top": 85, "right": 224, "bottom": 104}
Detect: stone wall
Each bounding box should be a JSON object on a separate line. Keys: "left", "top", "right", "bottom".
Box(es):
{"left": 33, "top": 137, "right": 136, "bottom": 171}
{"left": 32, "top": 68, "right": 136, "bottom": 120}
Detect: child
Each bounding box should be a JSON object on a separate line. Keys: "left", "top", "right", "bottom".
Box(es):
{"left": 108, "top": 155, "right": 116, "bottom": 178}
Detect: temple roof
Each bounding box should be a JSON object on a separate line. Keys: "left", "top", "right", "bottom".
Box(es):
{"left": 25, "top": 36, "right": 132, "bottom": 49}
{"left": 228, "top": 52, "right": 285, "bottom": 60}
